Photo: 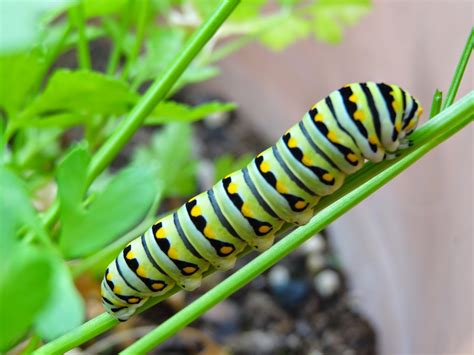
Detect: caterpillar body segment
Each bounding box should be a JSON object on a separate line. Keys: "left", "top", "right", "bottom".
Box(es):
{"left": 102, "top": 82, "right": 423, "bottom": 320}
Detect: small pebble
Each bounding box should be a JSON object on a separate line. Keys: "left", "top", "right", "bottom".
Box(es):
{"left": 300, "top": 234, "right": 326, "bottom": 255}
{"left": 306, "top": 254, "right": 326, "bottom": 273}
{"left": 267, "top": 265, "right": 290, "bottom": 288}
{"left": 204, "top": 111, "right": 232, "bottom": 128}
{"left": 314, "top": 269, "right": 341, "bottom": 298}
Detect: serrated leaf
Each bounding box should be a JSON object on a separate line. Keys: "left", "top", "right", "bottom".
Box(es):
{"left": 0, "top": 52, "right": 43, "bottom": 116}
{"left": 132, "top": 27, "right": 186, "bottom": 84}
{"left": 34, "top": 256, "right": 85, "bottom": 341}
{"left": 260, "top": 14, "right": 310, "bottom": 51}
{"left": 0, "top": 245, "right": 53, "bottom": 352}
{"left": 133, "top": 122, "right": 197, "bottom": 197}
{"left": 57, "top": 145, "right": 159, "bottom": 257}
{"left": 26, "top": 69, "right": 138, "bottom": 117}
{"left": 311, "top": 0, "right": 372, "bottom": 44}
{"left": 0, "top": 166, "right": 48, "bottom": 250}
{"left": 146, "top": 101, "right": 236, "bottom": 125}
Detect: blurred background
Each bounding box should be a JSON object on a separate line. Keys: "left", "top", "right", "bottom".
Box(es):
{"left": 1, "top": 0, "right": 472, "bottom": 354}
{"left": 200, "top": 1, "right": 473, "bottom": 354}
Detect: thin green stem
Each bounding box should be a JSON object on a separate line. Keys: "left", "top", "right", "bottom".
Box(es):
{"left": 442, "top": 27, "right": 473, "bottom": 109}
{"left": 122, "top": 92, "right": 474, "bottom": 354}
{"left": 105, "top": 0, "right": 133, "bottom": 75}
{"left": 121, "top": 0, "right": 149, "bottom": 79}
{"left": 35, "top": 0, "right": 242, "bottom": 235}
{"left": 34, "top": 92, "right": 473, "bottom": 355}
{"left": 429, "top": 89, "right": 443, "bottom": 119}
{"left": 69, "top": 3, "right": 91, "bottom": 70}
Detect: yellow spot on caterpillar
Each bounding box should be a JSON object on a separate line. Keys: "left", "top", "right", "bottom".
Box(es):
{"left": 314, "top": 113, "right": 324, "bottom": 122}
{"left": 126, "top": 251, "right": 135, "bottom": 260}
{"left": 241, "top": 203, "right": 253, "bottom": 217}
{"left": 353, "top": 110, "right": 365, "bottom": 121}
{"left": 152, "top": 283, "right": 165, "bottom": 290}
{"left": 327, "top": 131, "right": 338, "bottom": 143}
{"left": 128, "top": 298, "right": 139, "bottom": 304}
{"left": 136, "top": 265, "right": 146, "bottom": 277}
{"left": 204, "top": 226, "right": 215, "bottom": 238}
{"left": 276, "top": 181, "right": 287, "bottom": 193}
{"left": 113, "top": 285, "right": 121, "bottom": 293}
{"left": 228, "top": 182, "right": 238, "bottom": 194}
{"left": 155, "top": 227, "right": 166, "bottom": 239}
{"left": 220, "top": 246, "right": 234, "bottom": 255}
{"left": 395, "top": 121, "right": 402, "bottom": 132}
{"left": 168, "top": 247, "right": 178, "bottom": 259}
{"left": 191, "top": 205, "right": 201, "bottom": 217}
{"left": 322, "top": 173, "right": 333, "bottom": 182}
{"left": 302, "top": 155, "right": 312, "bottom": 166}
{"left": 260, "top": 161, "right": 271, "bottom": 173}
{"left": 349, "top": 94, "right": 358, "bottom": 103}
{"left": 287, "top": 138, "right": 297, "bottom": 148}
{"left": 294, "top": 200, "right": 307, "bottom": 209}
{"left": 258, "top": 225, "right": 271, "bottom": 234}
{"left": 368, "top": 135, "right": 378, "bottom": 145}
{"left": 417, "top": 107, "right": 423, "bottom": 117}
{"left": 183, "top": 266, "right": 197, "bottom": 274}
{"left": 392, "top": 100, "right": 399, "bottom": 111}
{"left": 107, "top": 273, "right": 113, "bottom": 281}
{"left": 407, "top": 119, "right": 416, "bottom": 130}
{"left": 347, "top": 153, "right": 358, "bottom": 163}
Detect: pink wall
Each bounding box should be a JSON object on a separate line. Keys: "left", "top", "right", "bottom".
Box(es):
{"left": 200, "top": 1, "right": 473, "bottom": 353}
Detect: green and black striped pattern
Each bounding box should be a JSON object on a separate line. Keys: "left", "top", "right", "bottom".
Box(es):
{"left": 102, "top": 82, "right": 423, "bottom": 320}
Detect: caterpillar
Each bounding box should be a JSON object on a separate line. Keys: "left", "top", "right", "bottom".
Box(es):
{"left": 101, "top": 82, "right": 423, "bottom": 321}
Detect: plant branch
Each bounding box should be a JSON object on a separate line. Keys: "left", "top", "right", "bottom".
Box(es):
{"left": 34, "top": 91, "right": 473, "bottom": 355}
{"left": 121, "top": 91, "right": 474, "bottom": 354}
{"left": 69, "top": 3, "right": 91, "bottom": 70}
{"left": 442, "top": 27, "right": 473, "bottom": 109}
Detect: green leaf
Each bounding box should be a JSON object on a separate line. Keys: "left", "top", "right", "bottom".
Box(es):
{"left": 0, "top": 245, "right": 53, "bottom": 352}
{"left": 57, "top": 145, "right": 159, "bottom": 257}
{"left": 0, "top": 166, "right": 48, "bottom": 249}
{"left": 132, "top": 27, "right": 186, "bottom": 85}
{"left": 83, "top": 0, "right": 128, "bottom": 17}
{"left": 311, "top": 0, "right": 372, "bottom": 44}
{"left": 26, "top": 69, "right": 138, "bottom": 117}
{"left": 213, "top": 153, "right": 254, "bottom": 182}
{"left": 0, "top": 52, "right": 43, "bottom": 116}
{"left": 146, "top": 101, "right": 236, "bottom": 125}
{"left": 34, "top": 256, "right": 85, "bottom": 341}
{"left": 133, "top": 122, "right": 197, "bottom": 197}
{"left": 192, "top": 0, "right": 266, "bottom": 22}
{"left": 260, "top": 14, "right": 310, "bottom": 51}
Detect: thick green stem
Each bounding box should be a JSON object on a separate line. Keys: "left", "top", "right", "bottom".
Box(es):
{"left": 442, "top": 27, "right": 473, "bottom": 109}
{"left": 34, "top": 92, "right": 473, "bottom": 355}
{"left": 69, "top": 3, "right": 91, "bottom": 70}
{"left": 122, "top": 92, "right": 473, "bottom": 354}
{"left": 37, "top": 0, "right": 242, "bottom": 233}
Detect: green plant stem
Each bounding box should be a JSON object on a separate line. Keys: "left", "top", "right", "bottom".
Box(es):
{"left": 122, "top": 92, "right": 474, "bottom": 354}
{"left": 442, "top": 27, "right": 473, "bottom": 109}
{"left": 429, "top": 89, "right": 443, "bottom": 119}
{"left": 36, "top": 0, "right": 242, "bottom": 235}
{"left": 105, "top": 0, "right": 133, "bottom": 75}
{"left": 121, "top": 0, "right": 149, "bottom": 79}
{"left": 34, "top": 92, "right": 473, "bottom": 355}
{"left": 69, "top": 3, "right": 91, "bottom": 70}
